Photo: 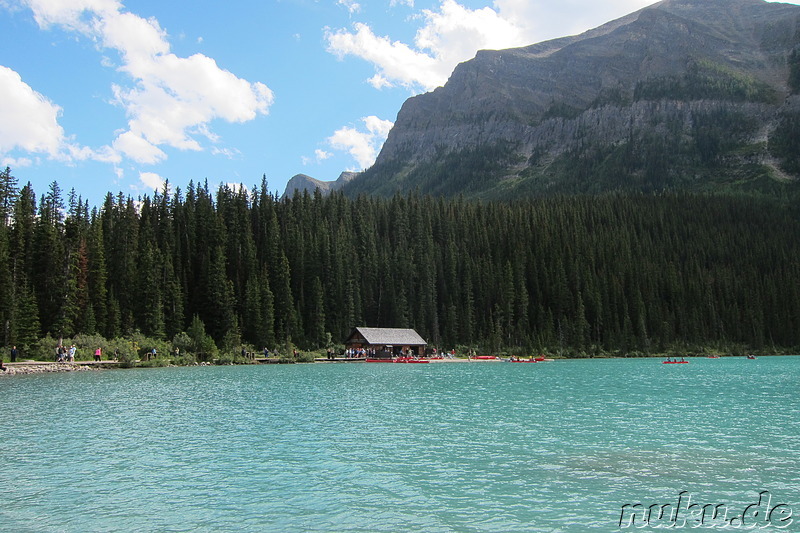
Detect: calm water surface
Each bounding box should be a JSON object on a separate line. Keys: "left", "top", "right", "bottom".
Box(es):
{"left": 1, "top": 357, "right": 798, "bottom": 532}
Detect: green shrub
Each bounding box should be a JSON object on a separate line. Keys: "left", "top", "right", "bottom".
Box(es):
{"left": 110, "top": 337, "right": 141, "bottom": 367}
{"left": 30, "top": 335, "right": 60, "bottom": 361}
{"left": 137, "top": 357, "right": 171, "bottom": 368}
{"left": 295, "top": 351, "right": 316, "bottom": 363}
{"left": 128, "top": 331, "right": 171, "bottom": 361}
{"left": 172, "top": 332, "right": 193, "bottom": 354}
{"left": 171, "top": 353, "right": 197, "bottom": 366}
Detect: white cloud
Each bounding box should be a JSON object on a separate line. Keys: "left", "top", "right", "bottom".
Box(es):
{"left": 225, "top": 182, "right": 249, "bottom": 194}
{"left": 415, "top": 0, "right": 528, "bottom": 65}
{"left": 315, "top": 149, "right": 333, "bottom": 162}
{"left": 0, "top": 65, "right": 65, "bottom": 157}
{"left": 326, "top": 0, "right": 530, "bottom": 91}
{"left": 0, "top": 64, "right": 113, "bottom": 165}
{"left": 65, "top": 143, "right": 121, "bottom": 164}
{"left": 327, "top": 116, "right": 393, "bottom": 170}
{"left": 20, "top": 0, "right": 274, "bottom": 165}
{"left": 338, "top": 0, "right": 360, "bottom": 14}
{"left": 326, "top": 0, "right": 668, "bottom": 93}
{"left": 367, "top": 73, "right": 393, "bottom": 89}
{"left": 139, "top": 170, "right": 165, "bottom": 191}
{"left": 23, "top": 0, "right": 122, "bottom": 32}
{"left": 2, "top": 156, "right": 33, "bottom": 168}
{"left": 327, "top": 22, "right": 442, "bottom": 91}
{"left": 493, "top": 0, "right": 658, "bottom": 42}
{"left": 302, "top": 149, "right": 333, "bottom": 166}
{"left": 211, "top": 146, "right": 241, "bottom": 159}
{"left": 112, "top": 130, "right": 166, "bottom": 164}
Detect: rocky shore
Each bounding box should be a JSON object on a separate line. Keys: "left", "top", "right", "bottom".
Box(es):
{"left": 0, "top": 362, "right": 99, "bottom": 376}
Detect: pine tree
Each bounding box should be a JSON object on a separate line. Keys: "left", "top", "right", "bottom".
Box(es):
{"left": 309, "top": 276, "right": 327, "bottom": 348}
{"left": 0, "top": 225, "right": 11, "bottom": 345}
{"left": 0, "top": 167, "right": 18, "bottom": 227}
{"left": 87, "top": 214, "right": 109, "bottom": 335}
{"left": 187, "top": 314, "right": 217, "bottom": 359}
{"left": 33, "top": 182, "right": 66, "bottom": 335}
{"left": 243, "top": 274, "right": 265, "bottom": 347}
{"left": 11, "top": 279, "right": 40, "bottom": 349}
{"left": 136, "top": 240, "right": 166, "bottom": 339}
{"left": 204, "top": 246, "right": 236, "bottom": 344}
{"left": 260, "top": 265, "right": 276, "bottom": 348}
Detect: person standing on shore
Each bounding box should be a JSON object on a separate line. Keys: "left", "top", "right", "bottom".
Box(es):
{"left": 94, "top": 348, "right": 102, "bottom": 361}
{"left": 10, "top": 346, "right": 18, "bottom": 362}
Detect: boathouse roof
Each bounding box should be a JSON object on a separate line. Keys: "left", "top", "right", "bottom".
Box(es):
{"left": 345, "top": 327, "right": 427, "bottom": 346}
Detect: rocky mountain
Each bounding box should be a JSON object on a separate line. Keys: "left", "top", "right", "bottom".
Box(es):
{"left": 343, "top": 0, "right": 800, "bottom": 199}
{"left": 283, "top": 171, "right": 359, "bottom": 198}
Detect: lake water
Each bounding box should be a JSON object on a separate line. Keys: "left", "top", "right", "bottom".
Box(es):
{"left": 1, "top": 357, "right": 798, "bottom": 532}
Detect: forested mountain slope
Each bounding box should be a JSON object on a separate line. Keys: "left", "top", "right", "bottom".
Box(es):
{"left": 345, "top": 0, "right": 800, "bottom": 199}
{"left": 2, "top": 170, "right": 799, "bottom": 355}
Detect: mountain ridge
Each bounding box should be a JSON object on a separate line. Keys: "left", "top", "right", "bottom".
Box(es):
{"left": 282, "top": 171, "right": 359, "bottom": 198}
{"left": 343, "top": 0, "right": 800, "bottom": 199}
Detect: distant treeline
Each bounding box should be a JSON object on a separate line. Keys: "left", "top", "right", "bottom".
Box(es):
{"left": 1, "top": 167, "right": 799, "bottom": 356}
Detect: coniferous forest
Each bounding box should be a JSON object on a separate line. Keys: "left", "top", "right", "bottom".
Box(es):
{"left": 2, "top": 166, "right": 800, "bottom": 360}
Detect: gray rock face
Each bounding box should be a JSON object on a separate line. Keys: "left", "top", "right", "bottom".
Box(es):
{"left": 347, "top": 0, "right": 800, "bottom": 198}
{"left": 283, "top": 171, "right": 359, "bottom": 198}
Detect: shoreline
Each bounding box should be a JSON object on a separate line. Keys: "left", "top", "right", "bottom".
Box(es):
{"left": 1, "top": 354, "right": 784, "bottom": 376}
{"left": 0, "top": 359, "right": 129, "bottom": 375}
{"left": 0, "top": 362, "right": 104, "bottom": 375}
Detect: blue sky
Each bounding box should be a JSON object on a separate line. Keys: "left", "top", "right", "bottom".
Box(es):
{"left": 1, "top": 0, "right": 797, "bottom": 205}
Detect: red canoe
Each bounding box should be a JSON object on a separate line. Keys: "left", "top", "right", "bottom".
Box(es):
{"left": 365, "top": 358, "right": 430, "bottom": 363}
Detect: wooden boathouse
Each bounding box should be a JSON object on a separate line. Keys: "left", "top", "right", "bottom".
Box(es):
{"left": 344, "top": 327, "right": 427, "bottom": 359}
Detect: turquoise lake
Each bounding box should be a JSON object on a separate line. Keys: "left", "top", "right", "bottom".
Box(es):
{"left": 1, "top": 357, "right": 798, "bottom": 532}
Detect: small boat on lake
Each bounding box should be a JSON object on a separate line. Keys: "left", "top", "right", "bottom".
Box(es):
{"left": 663, "top": 358, "right": 689, "bottom": 364}
{"left": 746, "top": 354, "right": 757, "bottom": 359}
{"left": 504, "top": 355, "right": 553, "bottom": 363}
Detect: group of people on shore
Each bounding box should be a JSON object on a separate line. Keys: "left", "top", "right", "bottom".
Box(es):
{"left": 55, "top": 345, "right": 117, "bottom": 362}
{"left": 343, "top": 347, "right": 374, "bottom": 358}
{"left": 2, "top": 344, "right": 119, "bottom": 368}
{"left": 55, "top": 344, "right": 78, "bottom": 363}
